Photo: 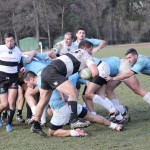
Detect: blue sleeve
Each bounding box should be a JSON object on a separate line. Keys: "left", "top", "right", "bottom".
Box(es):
{"left": 85, "top": 38, "right": 100, "bottom": 46}
{"left": 78, "top": 79, "right": 88, "bottom": 85}
{"left": 131, "top": 58, "right": 146, "bottom": 74}
{"left": 22, "top": 57, "right": 28, "bottom": 67}
{"left": 93, "top": 57, "right": 101, "bottom": 65}
{"left": 68, "top": 73, "right": 80, "bottom": 86}
{"left": 35, "top": 53, "right": 47, "bottom": 60}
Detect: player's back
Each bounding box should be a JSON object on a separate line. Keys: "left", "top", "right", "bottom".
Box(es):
{"left": 50, "top": 49, "right": 92, "bottom": 77}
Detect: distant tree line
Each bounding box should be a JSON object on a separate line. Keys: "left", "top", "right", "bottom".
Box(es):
{"left": 0, "top": 0, "right": 150, "bottom": 48}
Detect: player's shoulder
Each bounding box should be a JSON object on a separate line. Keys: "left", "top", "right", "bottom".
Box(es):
{"left": 138, "top": 54, "right": 148, "bottom": 60}
{"left": 0, "top": 44, "right": 7, "bottom": 49}
{"left": 85, "top": 37, "right": 100, "bottom": 43}
{"left": 75, "top": 49, "right": 91, "bottom": 57}
{"left": 70, "top": 43, "right": 78, "bottom": 50}
{"left": 137, "top": 54, "right": 147, "bottom": 64}
{"left": 14, "top": 46, "right": 21, "bottom": 52}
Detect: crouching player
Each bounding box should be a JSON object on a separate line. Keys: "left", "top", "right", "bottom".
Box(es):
{"left": 23, "top": 71, "right": 124, "bottom": 137}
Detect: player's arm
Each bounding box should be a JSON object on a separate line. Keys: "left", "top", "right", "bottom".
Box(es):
{"left": 106, "top": 70, "right": 135, "bottom": 81}
{"left": 46, "top": 51, "right": 57, "bottom": 59}
{"left": 19, "top": 67, "right": 26, "bottom": 78}
{"left": 23, "top": 50, "right": 39, "bottom": 63}
{"left": 87, "top": 61, "right": 99, "bottom": 78}
{"left": 60, "top": 92, "right": 68, "bottom": 103}
{"left": 92, "top": 40, "right": 107, "bottom": 54}
{"left": 23, "top": 50, "right": 38, "bottom": 56}
{"left": 52, "top": 42, "right": 63, "bottom": 57}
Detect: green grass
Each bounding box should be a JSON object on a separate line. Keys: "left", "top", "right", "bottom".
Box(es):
{"left": 0, "top": 44, "right": 150, "bottom": 150}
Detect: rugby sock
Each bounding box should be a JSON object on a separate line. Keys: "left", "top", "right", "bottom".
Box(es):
{"left": 109, "top": 122, "right": 118, "bottom": 129}
{"left": 93, "top": 95, "right": 116, "bottom": 113}
{"left": 83, "top": 102, "right": 87, "bottom": 108}
{"left": 110, "top": 98, "right": 125, "bottom": 114}
{"left": 2, "top": 111, "right": 7, "bottom": 119}
{"left": 109, "top": 98, "right": 120, "bottom": 107}
{"left": 26, "top": 103, "right": 32, "bottom": 119}
{"left": 68, "top": 101, "right": 78, "bottom": 123}
{"left": 143, "top": 92, "right": 150, "bottom": 104}
{"left": 70, "top": 130, "right": 79, "bottom": 136}
{"left": 17, "top": 109, "right": 22, "bottom": 117}
{"left": 7, "top": 108, "right": 15, "bottom": 125}
{"left": 40, "top": 105, "right": 48, "bottom": 124}
{"left": 34, "top": 121, "right": 41, "bottom": 129}
{"left": 31, "top": 106, "right": 36, "bottom": 116}
{"left": 70, "top": 129, "right": 85, "bottom": 136}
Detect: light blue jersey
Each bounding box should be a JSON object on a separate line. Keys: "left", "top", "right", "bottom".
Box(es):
{"left": 131, "top": 54, "right": 150, "bottom": 75}
{"left": 37, "top": 76, "right": 42, "bottom": 87}
{"left": 74, "top": 38, "right": 100, "bottom": 47}
{"left": 22, "top": 56, "right": 47, "bottom": 75}
{"left": 22, "top": 53, "right": 52, "bottom": 75}
{"left": 36, "top": 73, "right": 80, "bottom": 110}
{"left": 50, "top": 73, "right": 80, "bottom": 109}
{"left": 37, "top": 76, "right": 65, "bottom": 109}
{"left": 35, "top": 53, "right": 52, "bottom": 65}
{"left": 93, "top": 57, "right": 120, "bottom": 77}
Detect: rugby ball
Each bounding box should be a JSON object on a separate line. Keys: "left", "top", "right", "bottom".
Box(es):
{"left": 79, "top": 68, "right": 92, "bottom": 80}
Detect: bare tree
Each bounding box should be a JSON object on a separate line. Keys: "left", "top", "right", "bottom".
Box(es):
{"left": 32, "top": 0, "right": 40, "bottom": 46}
{"left": 0, "top": 0, "right": 150, "bottom": 45}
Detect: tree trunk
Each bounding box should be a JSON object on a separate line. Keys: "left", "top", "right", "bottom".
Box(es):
{"left": 0, "top": 32, "right": 2, "bottom": 45}
{"left": 47, "top": 22, "right": 51, "bottom": 49}
{"left": 33, "top": 1, "right": 40, "bottom": 48}
{"left": 12, "top": 12, "right": 18, "bottom": 46}
{"left": 61, "top": 0, "right": 65, "bottom": 39}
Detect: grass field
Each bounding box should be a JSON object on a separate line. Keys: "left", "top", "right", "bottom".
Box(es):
{"left": 0, "top": 44, "right": 150, "bottom": 150}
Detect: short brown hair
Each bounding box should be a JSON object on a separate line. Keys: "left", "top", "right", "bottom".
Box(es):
{"left": 23, "top": 71, "right": 37, "bottom": 81}
{"left": 78, "top": 40, "right": 93, "bottom": 49}
{"left": 4, "top": 32, "right": 15, "bottom": 39}
{"left": 125, "top": 48, "right": 138, "bottom": 56}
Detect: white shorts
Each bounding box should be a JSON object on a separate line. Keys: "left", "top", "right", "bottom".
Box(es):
{"left": 98, "top": 61, "right": 110, "bottom": 78}
{"left": 119, "top": 59, "right": 131, "bottom": 74}
{"left": 50, "top": 103, "right": 83, "bottom": 126}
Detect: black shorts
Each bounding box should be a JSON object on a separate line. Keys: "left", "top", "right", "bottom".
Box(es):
{"left": 82, "top": 76, "right": 107, "bottom": 96}
{"left": 0, "top": 76, "right": 18, "bottom": 94}
{"left": 41, "top": 65, "right": 67, "bottom": 90}
{"left": 90, "top": 76, "right": 107, "bottom": 86}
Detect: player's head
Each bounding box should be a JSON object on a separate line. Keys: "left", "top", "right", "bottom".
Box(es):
{"left": 64, "top": 32, "right": 74, "bottom": 46}
{"left": 4, "top": 32, "right": 15, "bottom": 49}
{"left": 79, "top": 40, "right": 93, "bottom": 55}
{"left": 125, "top": 48, "right": 138, "bottom": 66}
{"left": 23, "top": 71, "right": 37, "bottom": 88}
{"left": 76, "top": 27, "right": 86, "bottom": 41}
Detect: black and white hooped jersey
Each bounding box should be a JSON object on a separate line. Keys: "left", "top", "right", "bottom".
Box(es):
{"left": 54, "top": 41, "right": 78, "bottom": 56}
{"left": 51, "top": 49, "right": 94, "bottom": 77}
{"left": 0, "top": 45, "right": 22, "bottom": 75}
